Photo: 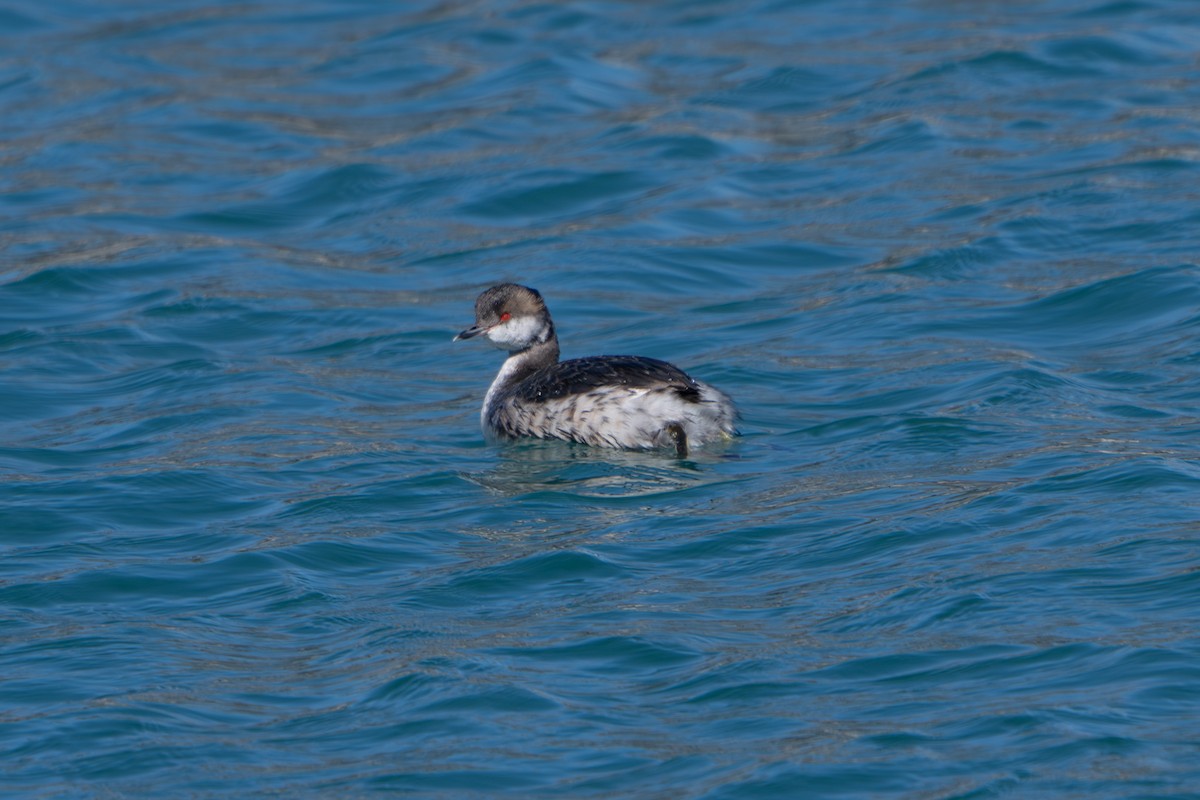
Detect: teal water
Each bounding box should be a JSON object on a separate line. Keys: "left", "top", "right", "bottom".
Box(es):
{"left": 3, "top": 1, "right": 1200, "bottom": 797}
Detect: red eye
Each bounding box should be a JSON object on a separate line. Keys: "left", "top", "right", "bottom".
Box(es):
{"left": 499, "top": 312, "right": 511, "bottom": 322}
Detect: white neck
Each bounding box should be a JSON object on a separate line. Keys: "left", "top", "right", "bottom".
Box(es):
{"left": 482, "top": 352, "right": 528, "bottom": 428}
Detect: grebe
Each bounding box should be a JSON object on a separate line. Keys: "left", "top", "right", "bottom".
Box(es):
{"left": 454, "top": 283, "right": 737, "bottom": 456}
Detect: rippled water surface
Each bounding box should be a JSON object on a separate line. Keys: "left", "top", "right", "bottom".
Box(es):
{"left": 3, "top": 0, "right": 1200, "bottom": 797}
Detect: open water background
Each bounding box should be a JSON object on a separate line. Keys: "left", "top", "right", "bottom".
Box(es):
{"left": 3, "top": 1, "right": 1200, "bottom": 797}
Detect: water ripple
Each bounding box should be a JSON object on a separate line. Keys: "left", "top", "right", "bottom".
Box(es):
{"left": 3, "top": 0, "right": 1200, "bottom": 797}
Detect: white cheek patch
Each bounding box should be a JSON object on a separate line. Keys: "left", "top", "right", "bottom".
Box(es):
{"left": 485, "top": 315, "right": 541, "bottom": 350}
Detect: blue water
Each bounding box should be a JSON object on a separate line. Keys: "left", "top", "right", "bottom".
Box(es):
{"left": 3, "top": 0, "right": 1200, "bottom": 796}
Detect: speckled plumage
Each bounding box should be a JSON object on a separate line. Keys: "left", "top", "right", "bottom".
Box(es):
{"left": 455, "top": 284, "right": 737, "bottom": 455}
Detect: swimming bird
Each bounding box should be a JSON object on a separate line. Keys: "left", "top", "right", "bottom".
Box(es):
{"left": 454, "top": 283, "right": 737, "bottom": 456}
